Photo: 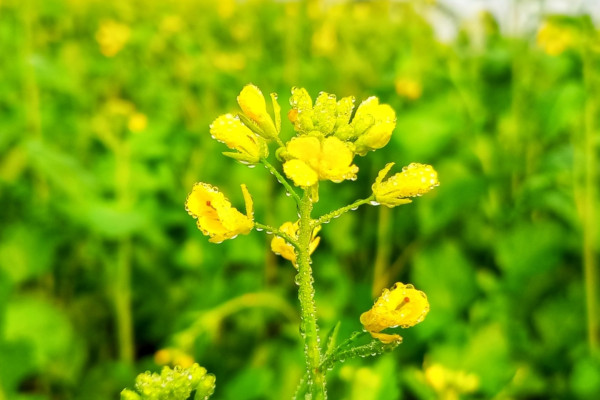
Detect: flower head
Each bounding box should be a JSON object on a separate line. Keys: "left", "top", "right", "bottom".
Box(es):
{"left": 372, "top": 162, "right": 439, "bottom": 207}
{"left": 346, "top": 97, "right": 396, "bottom": 156}
{"left": 288, "top": 88, "right": 396, "bottom": 156}
{"left": 281, "top": 136, "right": 358, "bottom": 187}
{"left": 185, "top": 183, "right": 254, "bottom": 243}
{"left": 237, "top": 84, "right": 280, "bottom": 140}
{"left": 271, "top": 221, "right": 321, "bottom": 265}
{"left": 210, "top": 114, "right": 268, "bottom": 164}
{"left": 360, "top": 282, "right": 430, "bottom": 343}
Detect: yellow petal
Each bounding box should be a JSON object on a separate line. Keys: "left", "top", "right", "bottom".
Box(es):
{"left": 319, "top": 136, "right": 358, "bottom": 182}
{"left": 286, "top": 136, "right": 321, "bottom": 162}
{"left": 237, "top": 84, "right": 268, "bottom": 122}
{"left": 185, "top": 183, "right": 253, "bottom": 243}
{"left": 241, "top": 183, "right": 254, "bottom": 219}
{"left": 210, "top": 114, "right": 263, "bottom": 163}
{"left": 270, "top": 221, "right": 299, "bottom": 264}
{"left": 283, "top": 159, "right": 319, "bottom": 187}
{"left": 367, "top": 332, "right": 403, "bottom": 344}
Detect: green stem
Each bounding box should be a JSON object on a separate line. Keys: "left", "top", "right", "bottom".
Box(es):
{"left": 297, "top": 190, "right": 326, "bottom": 399}
{"left": 315, "top": 196, "right": 374, "bottom": 226}
{"left": 372, "top": 206, "right": 392, "bottom": 297}
{"left": 293, "top": 331, "right": 371, "bottom": 400}
{"left": 114, "top": 142, "right": 134, "bottom": 363}
{"left": 581, "top": 26, "right": 599, "bottom": 355}
{"left": 261, "top": 158, "right": 301, "bottom": 204}
{"left": 254, "top": 222, "right": 300, "bottom": 250}
{"left": 115, "top": 238, "right": 134, "bottom": 363}
{"left": 275, "top": 136, "right": 286, "bottom": 149}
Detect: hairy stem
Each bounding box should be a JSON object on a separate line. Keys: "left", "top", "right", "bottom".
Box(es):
{"left": 296, "top": 190, "right": 326, "bottom": 399}
{"left": 261, "top": 158, "right": 301, "bottom": 204}
{"left": 315, "top": 196, "right": 374, "bottom": 226}
{"left": 254, "top": 222, "right": 300, "bottom": 250}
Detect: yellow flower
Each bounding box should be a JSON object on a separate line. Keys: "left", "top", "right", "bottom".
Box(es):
{"left": 350, "top": 97, "right": 396, "bottom": 156}
{"left": 537, "top": 21, "right": 575, "bottom": 56}
{"left": 185, "top": 183, "right": 254, "bottom": 243}
{"left": 281, "top": 136, "right": 358, "bottom": 187}
{"left": 424, "top": 363, "right": 480, "bottom": 397}
{"left": 395, "top": 78, "right": 422, "bottom": 100}
{"left": 128, "top": 112, "right": 147, "bottom": 133}
{"left": 288, "top": 87, "right": 344, "bottom": 136}
{"left": 210, "top": 114, "right": 268, "bottom": 164}
{"left": 95, "top": 20, "right": 130, "bottom": 57}
{"left": 360, "top": 282, "right": 430, "bottom": 343}
{"left": 154, "top": 348, "right": 195, "bottom": 368}
{"left": 271, "top": 221, "right": 321, "bottom": 265}
{"left": 287, "top": 87, "right": 396, "bottom": 156}
{"left": 237, "top": 84, "right": 280, "bottom": 140}
{"left": 372, "top": 162, "right": 439, "bottom": 207}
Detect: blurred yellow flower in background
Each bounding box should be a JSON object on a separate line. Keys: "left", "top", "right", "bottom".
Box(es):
{"left": 360, "top": 282, "right": 429, "bottom": 343}
{"left": 128, "top": 112, "right": 147, "bottom": 133}
{"left": 271, "top": 221, "right": 320, "bottom": 265}
{"left": 537, "top": 21, "right": 575, "bottom": 56}
{"left": 424, "top": 363, "right": 479, "bottom": 400}
{"left": 185, "top": 183, "right": 254, "bottom": 243}
{"left": 281, "top": 136, "right": 358, "bottom": 187}
{"left": 395, "top": 77, "right": 423, "bottom": 100}
{"left": 95, "top": 19, "right": 130, "bottom": 57}
{"left": 372, "top": 162, "right": 439, "bottom": 207}
{"left": 154, "top": 348, "right": 195, "bottom": 368}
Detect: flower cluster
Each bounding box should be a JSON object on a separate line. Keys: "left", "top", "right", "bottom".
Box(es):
{"left": 120, "top": 364, "right": 215, "bottom": 400}
{"left": 185, "top": 84, "right": 438, "bottom": 348}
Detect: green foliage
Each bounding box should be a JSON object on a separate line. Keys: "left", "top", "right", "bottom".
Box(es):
{"left": 0, "top": 0, "right": 599, "bottom": 399}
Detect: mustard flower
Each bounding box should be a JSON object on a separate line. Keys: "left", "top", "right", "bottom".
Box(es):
{"left": 95, "top": 20, "right": 130, "bottom": 57}
{"left": 346, "top": 97, "right": 396, "bottom": 156}
{"left": 372, "top": 162, "right": 439, "bottom": 207}
{"left": 394, "top": 78, "right": 422, "bottom": 100}
{"left": 185, "top": 183, "right": 254, "bottom": 243}
{"left": 281, "top": 136, "right": 358, "bottom": 187}
{"left": 237, "top": 84, "right": 280, "bottom": 140}
{"left": 271, "top": 221, "right": 321, "bottom": 265}
{"left": 210, "top": 114, "right": 268, "bottom": 164}
{"left": 288, "top": 87, "right": 396, "bottom": 156}
{"left": 288, "top": 87, "right": 351, "bottom": 136}
{"left": 360, "top": 282, "right": 429, "bottom": 343}
{"left": 536, "top": 21, "right": 575, "bottom": 56}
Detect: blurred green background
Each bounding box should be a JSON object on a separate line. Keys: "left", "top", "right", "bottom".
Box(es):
{"left": 1, "top": 0, "right": 599, "bottom": 399}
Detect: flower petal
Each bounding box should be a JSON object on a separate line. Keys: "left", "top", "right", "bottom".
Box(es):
{"left": 283, "top": 159, "right": 319, "bottom": 187}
